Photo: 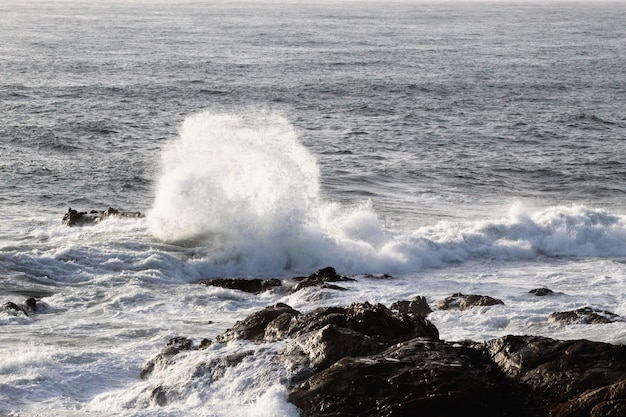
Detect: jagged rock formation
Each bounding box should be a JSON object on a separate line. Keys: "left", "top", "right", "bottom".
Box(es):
{"left": 139, "top": 268, "right": 625, "bottom": 416}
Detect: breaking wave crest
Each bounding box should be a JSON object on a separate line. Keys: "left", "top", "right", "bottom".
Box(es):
{"left": 148, "top": 110, "right": 626, "bottom": 276}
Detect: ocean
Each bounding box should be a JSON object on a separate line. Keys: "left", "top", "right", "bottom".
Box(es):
{"left": 1, "top": 0, "right": 625, "bottom": 415}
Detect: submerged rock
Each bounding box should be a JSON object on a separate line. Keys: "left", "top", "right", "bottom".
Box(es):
{"left": 140, "top": 336, "right": 197, "bottom": 380}
{"left": 549, "top": 306, "right": 621, "bottom": 325}
{"left": 1, "top": 298, "right": 45, "bottom": 317}
{"left": 438, "top": 292, "right": 505, "bottom": 310}
{"left": 62, "top": 207, "right": 143, "bottom": 226}
{"left": 2, "top": 301, "right": 29, "bottom": 316}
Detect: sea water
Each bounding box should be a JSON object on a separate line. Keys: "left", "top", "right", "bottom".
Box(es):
{"left": 1, "top": 1, "right": 625, "bottom": 416}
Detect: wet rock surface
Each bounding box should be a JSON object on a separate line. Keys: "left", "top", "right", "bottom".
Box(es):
{"left": 438, "top": 292, "right": 505, "bottom": 310}
{"left": 140, "top": 336, "right": 197, "bottom": 380}
{"left": 390, "top": 295, "right": 433, "bottom": 318}
{"left": 481, "top": 335, "right": 626, "bottom": 417}
{"left": 215, "top": 303, "right": 301, "bottom": 343}
{"left": 140, "top": 268, "right": 626, "bottom": 415}
{"left": 291, "top": 266, "right": 356, "bottom": 293}
{"left": 289, "top": 338, "right": 529, "bottom": 417}
{"left": 62, "top": 207, "right": 143, "bottom": 226}
{"left": 198, "top": 277, "right": 282, "bottom": 294}
{"left": 529, "top": 287, "right": 555, "bottom": 296}
{"left": 1, "top": 297, "right": 44, "bottom": 317}
{"left": 549, "top": 306, "right": 621, "bottom": 324}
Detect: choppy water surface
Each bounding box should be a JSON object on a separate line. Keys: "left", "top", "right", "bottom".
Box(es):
{"left": 1, "top": 1, "right": 625, "bottom": 416}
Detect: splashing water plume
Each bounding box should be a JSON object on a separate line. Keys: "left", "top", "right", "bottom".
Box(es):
{"left": 148, "top": 111, "right": 396, "bottom": 274}
{"left": 148, "top": 111, "right": 626, "bottom": 277}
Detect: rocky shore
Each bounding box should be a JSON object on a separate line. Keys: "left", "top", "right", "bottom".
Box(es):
{"left": 140, "top": 267, "right": 626, "bottom": 417}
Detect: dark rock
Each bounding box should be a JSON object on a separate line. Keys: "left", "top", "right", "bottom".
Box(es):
{"left": 390, "top": 295, "right": 433, "bottom": 318}
{"left": 290, "top": 333, "right": 626, "bottom": 417}
{"left": 551, "top": 380, "right": 626, "bottom": 417}
{"left": 262, "top": 278, "right": 282, "bottom": 291}
{"left": 2, "top": 298, "right": 49, "bottom": 317}
{"left": 549, "top": 307, "right": 621, "bottom": 325}
{"left": 140, "top": 336, "right": 197, "bottom": 379}
{"left": 216, "top": 301, "right": 438, "bottom": 351}
{"left": 481, "top": 335, "right": 626, "bottom": 416}
{"left": 291, "top": 266, "right": 355, "bottom": 293}
{"left": 289, "top": 338, "right": 526, "bottom": 417}
{"left": 190, "top": 349, "right": 256, "bottom": 383}
{"left": 198, "top": 278, "right": 282, "bottom": 294}
{"left": 139, "top": 295, "right": 626, "bottom": 417}
{"left": 282, "top": 324, "right": 384, "bottom": 373}
{"left": 151, "top": 386, "right": 168, "bottom": 407}
{"left": 273, "top": 302, "right": 438, "bottom": 344}
{"left": 215, "top": 303, "right": 301, "bottom": 343}
{"left": 438, "top": 292, "right": 504, "bottom": 310}
{"left": 62, "top": 207, "right": 143, "bottom": 226}
{"left": 361, "top": 273, "right": 394, "bottom": 279}
{"left": 529, "top": 288, "right": 554, "bottom": 296}
{"left": 318, "top": 283, "right": 347, "bottom": 291}
{"left": 213, "top": 300, "right": 441, "bottom": 389}
{"left": 198, "top": 338, "right": 212, "bottom": 350}
{"left": 2, "top": 301, "right": 28, "bottom": 316}
{"left": 25, "top": 297, "right": 38, "bottom": 312}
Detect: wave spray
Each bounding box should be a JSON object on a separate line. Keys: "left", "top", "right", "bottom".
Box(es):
{"left": 148, "top": 110, "right": 398, "bottom": 275}
{"left": 148, "top": 111, "right": 626, "bottom": 277}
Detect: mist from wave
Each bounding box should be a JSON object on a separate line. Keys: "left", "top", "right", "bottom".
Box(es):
{"left": 146, "top": 110, "right": 626, "bottom": 278}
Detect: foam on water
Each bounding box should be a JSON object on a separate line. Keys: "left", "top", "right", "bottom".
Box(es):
{"left": 148, "top": 110, "right": 626, "bottom": 278}
{"left": 148, "top": 110, "right": 400, "bottom": 276}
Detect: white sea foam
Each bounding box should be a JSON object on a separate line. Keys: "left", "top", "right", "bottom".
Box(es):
{"left": 148, "top": 111, "right": 626, "bottom": 278}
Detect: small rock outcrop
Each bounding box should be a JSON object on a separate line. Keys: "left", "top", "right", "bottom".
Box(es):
{"left": 198, "top": 277, "right": 282, "bottom": 294}
{"left": 140, "top": 336, "right": 197, "bottom": 380}
{"left": 291, "top": 266, "right": 356, "bottom": 293}
{"left": 215, "top": 303, "right": 301, "bottom": 344}
{"left": 62, "top": 207, "right": 143, "bottom": 226}
{"left": 390, "top": 295, "right": 433, "bottom": 317}
{"left": 2, "top": 301, "right": 29, "bottom": 316}
{"left": 549, "top": 307, "right": 621, "bottom": 325}
{"left": 2, "top": 297, "right": 43, "bottom": 317}
{"left": 438, "top": 292, "right": 505, "bottom": 310}
{"left": 529, "top": 288, "right": 555, "bottom": 296}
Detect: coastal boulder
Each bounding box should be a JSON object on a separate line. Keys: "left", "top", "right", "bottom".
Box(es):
{"left": 290, "top": 266, "right": 356, "bottom": 293}
{"left": 438, "top": 292, "right": 504, "bottom": 310}
{"left": 289, "top": 338, "right": 524, "bottom": 417}
{"left": 269, "top": 302, "right": 439, "bottom": 343}
{"left": 549, "top": 307, "right": 621, "bottom": 325}
{"left": 215, "top": 303, "right": 301, "bottom": 343}
{"left": 390, "top": 295, "right": 433, "bottom": 317}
